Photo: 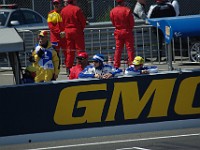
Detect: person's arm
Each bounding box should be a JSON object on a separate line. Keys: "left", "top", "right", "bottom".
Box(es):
{"left": 52, "top": 50, "right": 60, "bottom": 78}
{"left": 47, "top": 12, "right": 61, "bottom": 34}
{"left": 128, "top": 9, "right": 135, "bottom": 28}
{"left": 145, "top": 66, "right": 158, "bottom": 73}
{"left": 78, "top": 66, "right": 95, "bottom": 78}
{"left": 110, "top": 10, "right": 115, "bottom": 26}
{"left": 102, "top": 65, "right": 123, "bottom": 79}
{"left": 33, "top": 46, "right": 43, "bottom": 64}
{"left": 69, "top": 67, "right": 75, "bottom": 79}
{"left": 124, "top": 66, "right": 140, "bottom": 75}
{"left": 77, "top": 9, "right": 86, "bottom": 31}
{"left": 111, "top": 68, "right": 123, "bottom": 77}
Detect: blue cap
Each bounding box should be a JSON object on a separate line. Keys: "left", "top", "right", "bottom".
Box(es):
{"left": 92, "top": 54, "right": 104, "bottom": 62}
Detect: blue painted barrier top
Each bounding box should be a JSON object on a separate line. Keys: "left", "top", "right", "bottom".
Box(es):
{"left": 147, "top": 15, "right": 200, "bottom": 44}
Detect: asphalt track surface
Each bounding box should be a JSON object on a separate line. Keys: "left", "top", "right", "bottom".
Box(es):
{"left": 0, "top": 127, "right": 200, "bottom": 150}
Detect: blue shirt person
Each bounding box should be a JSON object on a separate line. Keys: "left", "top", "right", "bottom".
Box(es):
{"left": 79, "top": 54, "right": 123, "bottom": 79}
{"left": 125, "top": 56, "right": 158, "bottom": 76}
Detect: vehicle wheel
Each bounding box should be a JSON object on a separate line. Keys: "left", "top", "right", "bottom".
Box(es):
{"left": 190, "top": 42, "right": 200, "bottom": 62}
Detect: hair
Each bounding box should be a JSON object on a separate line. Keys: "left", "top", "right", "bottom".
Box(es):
{"left": 67, "top": 0, "right": 74, "bottom": 4}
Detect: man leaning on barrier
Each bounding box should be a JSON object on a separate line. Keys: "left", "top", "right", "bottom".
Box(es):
{"left": 79, "top": 54, "right": 123, "bottom": 79}
{"left": 69, "top": 52, "right": 89, "bottom": 80}
{"left": 125, "top": 56, "right": 158, "bottom": 76}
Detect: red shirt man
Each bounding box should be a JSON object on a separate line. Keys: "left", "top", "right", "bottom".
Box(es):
{"left": 110, "top": 0, "right": 135, "bottom": 68}
{"left": 61, "top": 0, "right": 87, "bottom": 74}
{"left": 69, "top": 52, "right": 89, "bottom": 79}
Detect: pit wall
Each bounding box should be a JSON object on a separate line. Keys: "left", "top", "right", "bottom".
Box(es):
{"left": 0, "top": 71, "right": 200, "bottom": 137}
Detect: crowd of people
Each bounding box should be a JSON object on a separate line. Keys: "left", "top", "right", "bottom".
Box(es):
{"left": 22, "top": 0, "right": 179, "bottom": 83}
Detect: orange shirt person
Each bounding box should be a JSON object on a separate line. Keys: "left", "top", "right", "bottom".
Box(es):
{"left": 47, "top": 0, "right": 66, "bottom": 66}
{"left": 61, "top": 0, "right": 86, "bottom": 75}
{"left": 110, "top": 0, "right": 135, "bottom": 69}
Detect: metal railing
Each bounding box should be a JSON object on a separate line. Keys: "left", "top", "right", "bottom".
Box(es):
{"left": 0, "top": 24, "right": 199, "bottom": 68}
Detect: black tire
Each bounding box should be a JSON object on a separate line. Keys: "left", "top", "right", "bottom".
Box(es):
{"left": 190, "top": 42, "right": 200, "bottom": 62}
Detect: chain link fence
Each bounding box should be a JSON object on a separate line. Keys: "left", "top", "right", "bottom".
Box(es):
{"left": 0, "top": 0, "right": 200, "bottom": 22}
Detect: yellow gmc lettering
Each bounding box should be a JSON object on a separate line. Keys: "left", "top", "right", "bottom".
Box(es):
{"left": 175, "top": 76, "right": 200, "bottom": 115}
{"left": 105, "top": 79, "right": 175, "bottom": 121}
{"left": 54, "top": 77, "right": 200, "bottom": 125}
{"left": 54, "top": 84, "right": 107, "bottom": 125}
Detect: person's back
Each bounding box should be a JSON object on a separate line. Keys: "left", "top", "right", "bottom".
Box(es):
{"left": 61, "top": 2, "right": 86, "bottom": 31}
{"left": 110, "top": 0, "right": 135, "bottom": 69}
{"left": 147, "top": 0, "right": 176, "bottom": 18}
{"left": 110, "top": 5, "right": 134, "bottom": 30}
{"left": 61, "top": 0, "right": 86, "bottom": 75}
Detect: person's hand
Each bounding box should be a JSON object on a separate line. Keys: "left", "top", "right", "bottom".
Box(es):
{"left": 102, "top": 73, "right": 113, "bottom": 79}
{"left": 29, "top": 56, "right": 35, "bottom": 62}
{"left": 86, "top": 20, "right": 89, "bottom": 25}
{"left": 94, "top": 73, "right": 102, "bottom": 79}
{"left": 37, "top": 49, "right": 44, "bottom": 58}
{"left": 60, "top": 31, "right": 66, "bottom": 38}
{"left": 141, "top": 70, "right": 149, "bottom": 74}
{"left": 52, "top": 74, "right": 58, "bottom": 80}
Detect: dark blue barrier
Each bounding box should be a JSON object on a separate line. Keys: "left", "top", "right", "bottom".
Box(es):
{"left": 0, "top": 71, "right": 200, "bottom": 137}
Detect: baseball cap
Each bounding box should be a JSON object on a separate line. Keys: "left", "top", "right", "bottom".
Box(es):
{"left": 92, "top": 54, "right": 104, "bottom": 62}
{"left": 52, "top": 0, "right": 60, "bottom": 3}
{"left": 38, "top": 30, "right": 48, "bottom": 37}
{"left": 133, "top": 56, "right": 144, "bottom": 65}
{"left": 76, "top": 52, "right": 88, "bottom": 59}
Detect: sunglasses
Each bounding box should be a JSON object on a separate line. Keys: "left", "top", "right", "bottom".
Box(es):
{"left": 134, "top": 64, "right": 141, "bottom": 67}
{"left": 53, "top": 2, "right": 59, "bottom": 5}
{"left": 93, "top": 60, "right": 99, "bottom": 63}
{"left": 77, "top": 57, "right": 86, "bottom": 60}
